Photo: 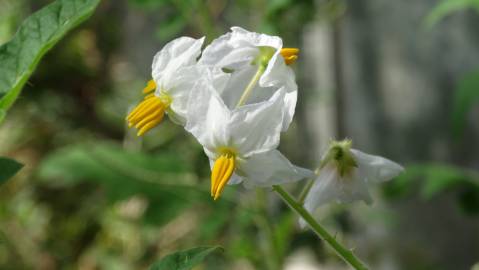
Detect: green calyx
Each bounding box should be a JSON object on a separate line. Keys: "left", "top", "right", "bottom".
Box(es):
{"left": 320, "top": 139, "right": 358, "bottom": 177}
{"left": 252, "top": 46, "right": 276, "bottom": 69}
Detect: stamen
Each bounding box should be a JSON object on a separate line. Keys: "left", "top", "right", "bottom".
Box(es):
{"left": 211, "top": 154, "right": 236, "bottom": 200}
{"left": 280, "top": 48, "right": 299, "bottom": 65}
{"left": 126, "top": 95, "right": 166, "bottom": 136}
{"left": 143, "top": 80, "right": 157, "bottom": 94}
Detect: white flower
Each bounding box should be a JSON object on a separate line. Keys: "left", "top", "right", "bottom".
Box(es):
{"left": 199, "top": 27, "right": 299, "bottom": 131}
{"left": 185, "top": 78, "right": 314, "bottom": 200}
{"left": 304, "top": 140, "right": 404, "bottom": 213}
{"left": 126, "top": 37, "right": 228, "bottom": 135}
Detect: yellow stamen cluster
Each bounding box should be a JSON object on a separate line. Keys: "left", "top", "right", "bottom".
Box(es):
{"left": 143, "top": 79, "right": 157, "bottom": 94}
{"left": 280, "top": 48, "right": 299, "bottom": 65}
{"left": 211, "top": 153, "right": 236, "bottom": 200}
{"left": 126, "top": 80, "right": 169, "bottom": 136}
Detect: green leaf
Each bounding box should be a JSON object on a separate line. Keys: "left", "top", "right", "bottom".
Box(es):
{"left": 0, "top": 0, "right": 101, "bottom": 123}
{"left": 451, "top": 70, "right": 479, "bottom": 138}
{"left": 0, "top": 157, "right": 23, "bottom": 184}
{"left": 149, "top": 246, "right": 222, "bottom": 270}
{"left": 37, "top": 142, "right": 206, "bottom": 225}
{"left": 383, "top": 163, "right": 479, "bottom": 207}
{"left": 425, "top": 0, "right": 479, "bottom": 28}
{"left": 420, "top": 164, "right": 467, "bottom": 200}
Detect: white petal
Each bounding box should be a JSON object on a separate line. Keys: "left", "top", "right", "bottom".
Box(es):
{"left": 184, "top": 79, "right": 230, "bottom": 152}
{"left": 280, "top": 90, "right": 297, "bottom": 131}
{"left": 167, "top": 66, "right": 229, "bottom": 125}
{"left": 340, "top": 169, "right": 373, "bottom": 204}
{"left": 303, "top": 165, "right": 341, "bottom": 213}
{"left": 239, "top": 150, "right": 314, "bottom": 188}
{"left": 303, "top": 164, "right": 373, "bottom": 213}
{"left": 152, "top": 36, "right": 204, "bottom": 84}
{"left": 217, "top": 66, "right": 258, "bottom": 109}
{"left": 217, "top": 68, "right": 297, "bottom": 132}
{"left": 199, "top": 26, "right": 282, "bottom": 70}
{"left": 260, "top": 51, "right": 297, "bottom": 91}
{"left": 351, "top": 149, "right": 404, "bottom": 183}
{"left": 229, "top": 89, "right": 286, "bottom": 156}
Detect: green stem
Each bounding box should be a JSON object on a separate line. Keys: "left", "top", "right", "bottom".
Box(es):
{"left": 297, "top": 179, "right": 315, "bottom": 204}
{"left": 236, "top": 65, "right": 265, "bottom": 107}
{"left": 272, "top": 185, "right": 369, "bottom": 270}
{"left": 298, "top": 169, "right": 320, "bottom": 204}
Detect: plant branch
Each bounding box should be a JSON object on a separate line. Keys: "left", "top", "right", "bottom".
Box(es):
{"left": 272, "top": 185, "right": 369, "bottom": 270}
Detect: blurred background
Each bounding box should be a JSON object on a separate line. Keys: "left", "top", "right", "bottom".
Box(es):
{"left": 0, "top": 0, "right": 478, "bottom": 269}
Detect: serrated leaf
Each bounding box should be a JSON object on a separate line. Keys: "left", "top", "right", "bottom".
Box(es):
{"left": 0, "top": 0, "right": 101, "bottom": 123}
{"left": 451, "top": 70, "right": 479, "bottom": 138}
{"left": 425, "top": 0, "right": 479, "bottom": 28}
{"left": 149, "top": 246, "right": 222, "bottom": 270}
{"left": 0, "top": 157, "right": 23, "bottom": 184}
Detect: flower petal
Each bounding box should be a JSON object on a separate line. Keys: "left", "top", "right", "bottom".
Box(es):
{"left": 260, "top": 51, "right": 297, "bottom": 91}
{"left": 351, "top": 149, "right": 404, "bottom": 183}
{"left": 184, "top": 78, "right": 230, "bottom": 153}
{"left": 167, "top": 66, "right": 229, "bottom": 125}
{"left": 304, "top": 164, "right": 373, "bottom": 213}
{"left": 303, "top": 165, "right": 342, "bottom": 213}
{"left": 152, "top": 36, "right": 205, "bottom": 84}
{"left": 239, "top": 149, "right": 314, "bottom": 188}
{"left": 229, "top": 89, "right": 286, "bottom": 156}
{"left": 199, "top": 26, "right": 282, "bottom": 70}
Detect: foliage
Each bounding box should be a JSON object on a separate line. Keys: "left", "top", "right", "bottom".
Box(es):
{"left": 0, "top": 0, "right": 101, "bottom": 123}
{"left": 149, "top": 246, "right": 223, "bottom": 270}
{"left": 425, "top": 0, "right": 479, "bottom": 27}
{"left": 451, "top": 69, "right": 479, "bottom": 138}
{"left": 384, "top": 163, "right": 479, "bottom": 215}
{"left": 37, "top": 142, "right": 208, "bottom": 226}
{"left": 0, "top": 156, "right": 23, "bottom": 184}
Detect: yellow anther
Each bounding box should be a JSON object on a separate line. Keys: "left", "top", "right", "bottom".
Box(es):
{"left": 211, "top": 154, "right": 236, "bottom": 200}
{"left": 280, "top": 48, "right": 299, "bottom": 65}
{"left": 143, "top": 80, "right": 157, "bottom": 94}
{"left": 126, "top": 95, "right": 166, "bottom": 136}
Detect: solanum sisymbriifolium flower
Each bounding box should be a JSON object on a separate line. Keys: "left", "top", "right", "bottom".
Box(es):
{"left": 126, "top": 37, "right": 228, "bottom": 135}
{"left": 303, "top": 140, "right": 404, "bottom": 214}
{"left": 199, "top": 27, "right": 299, "bottom": 131}
{"left": 185, "top": 78, "right": 314, "bottom": 200}
{"left": 126, "top": 27, "right": 312, "bottom": 200}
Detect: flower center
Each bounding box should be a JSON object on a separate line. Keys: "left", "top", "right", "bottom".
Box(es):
{"left": 126, "top": 80, "right": 172, "bottom": 136}
{"left": 320, "top": 139, "right": 357, "bottom": 177}
{"left": 211, "top": 150, "right": 236, "bottom": 200}
{"left": 280, "top": 48, "right": 299, "bottom": 65}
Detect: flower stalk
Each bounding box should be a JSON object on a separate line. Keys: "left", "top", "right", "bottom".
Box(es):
{"left": 236, "top": 64, "right": 266, "bottom": 107}
{"left": 272, "top": 185, "right": 369, "bottom": 270}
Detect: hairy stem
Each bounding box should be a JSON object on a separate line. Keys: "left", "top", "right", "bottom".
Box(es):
{"left": 272, "top": 185, "right": 369, "bottom": 270}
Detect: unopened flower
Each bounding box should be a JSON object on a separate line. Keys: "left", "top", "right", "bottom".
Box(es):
{"left": 199, "top": 27, "right": 299, "bottom": 131}
{"left": 126, "top": 37, "right": 227, "bottom": 135}
{"left": 185, "top": 79, "right": 313, "bottom": 200}
{"left": 304, "top": 140, "right": 404, "bottom": 213}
